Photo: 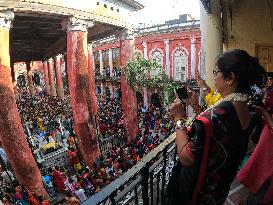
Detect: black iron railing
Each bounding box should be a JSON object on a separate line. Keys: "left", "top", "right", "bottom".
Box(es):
{"left": 83, "top": 133, "right": 177, "bottom": 205}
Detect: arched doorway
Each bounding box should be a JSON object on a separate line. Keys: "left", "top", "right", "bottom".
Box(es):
{"left": 136, "top": 91, "right": 143, "bottom": 105}
{"left": 105, "top": 87, "right": 111, "bottom": 97}
{"left": 115, "top": 88, "right": 121, "bottom": 101}
{"left": 96, "top": 85, "right": 101, "bottom": 95}
{"left": 32, "top": 72, "right": 41, "bottom": 86}
{"left": 151, "top": 93, "right": 162, "bottom": 108}
{"left": 17, "top": 75, "right": 26, "bottom": 88}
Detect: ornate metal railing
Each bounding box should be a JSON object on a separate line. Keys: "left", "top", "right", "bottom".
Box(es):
{"left": 83, "top": 133, "right": 177, "bottom": 205}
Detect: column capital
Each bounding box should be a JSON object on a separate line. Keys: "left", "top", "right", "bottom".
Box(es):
{"left": 190, "top": 37, "right": 196, "bottom": 44}
{"left": 142, "top": 41, "right": 147, "bottom": 47}
{"left": 54, "top": 54, "right": 62, "bottom": 61}
{"left": 62, "top": 17, "right": 94, "bottom": 32}
{"left": 115, "top": 29, "right": 135, "bottom": 40}
{"left": 0, "top": 11, "right": 14, "bottom": 29}
{"left": 164, "top": 39, "right": 170, "bottom": 44}
{"left": 48, "top": 58, "right": 54, "bottom": 63}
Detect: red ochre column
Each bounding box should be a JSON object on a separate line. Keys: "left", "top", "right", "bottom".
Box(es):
{"left": 43, "top": 60, "right": 51, "bottom": 95}
{"left": 54, "top": 55, "right": 65, "bottom": 100}
{"left": 0, "top": 11, "right": 46, "bottom": 195}
{"left": 26, "top": 62, "right": 35, "bottom": 96}
{"left": 47, "top": 58, "right": 57, "bottom": 96}
{"left": 119, "top": 30, "right": 138, "bottom": 140}
{"left": 88, "top": 44, "right": 98, "bottom": 116}
{"left": 64, "top": 17, "right": 100, "bottom": 168}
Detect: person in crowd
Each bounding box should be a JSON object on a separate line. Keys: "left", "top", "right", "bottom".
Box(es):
{"left": 65, "top": 192, "right": 80, "bottom": 205}
{"left": 74, "top": 186, "right": 88, "bottom": 203}
{"left": 166, "top": 49, "right": 266, "bottom": 205}
{"left": 237, "top": 105, "right": 273, "bottom": 204}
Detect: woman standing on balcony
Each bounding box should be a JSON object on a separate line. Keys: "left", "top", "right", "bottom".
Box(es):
{"left": 166, "top": 49, "right": 265, "bottom": 205}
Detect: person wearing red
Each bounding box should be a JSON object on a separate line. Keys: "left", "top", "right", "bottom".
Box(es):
{"left": 237, "top": 105, "right": 273, "bottom": 204}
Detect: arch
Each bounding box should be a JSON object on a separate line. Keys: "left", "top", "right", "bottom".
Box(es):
{"left": 172, "top": 46, "right": 189, "bottom": 82}
{"left": 17, "top": 75, "right": 26, "bottom": 88}
{"left": 150, "top": 93, "right": 162, "bottom": 108}
{"left": 32, "top": 72, "right": 41, "bottom": 86}
{"left": 149, "top": 47, "right": 164, "bottom": 77}
{"left": 115, "top": 88, "right": 122, "bottom": 100}
{"left": 136, "top": 91, "right": 143, "bottom": 105}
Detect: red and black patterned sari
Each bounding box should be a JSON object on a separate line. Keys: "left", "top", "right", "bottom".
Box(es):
{"left": 166, "top": 101, "right": 251, "bottom": 205}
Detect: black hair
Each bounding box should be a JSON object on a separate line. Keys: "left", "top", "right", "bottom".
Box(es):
{"left": 267, "top": 72, "right": 273, "bottom": 79}
{"left": 216, "top": 49, "right": 266, "bottom": 94}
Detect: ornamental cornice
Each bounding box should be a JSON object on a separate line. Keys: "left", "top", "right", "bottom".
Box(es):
{"left": 0, "top": 11, "right": 14, "bottom": 29}
{"left": 62, "top": 17, "right": 94, "bottom": 32}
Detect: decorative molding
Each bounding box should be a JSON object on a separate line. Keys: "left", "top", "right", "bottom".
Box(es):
{"left": 62, "top": 17, "right": 94, "bottom": 32}
{"left": 149, "top": 47, "right": 164, "bottom": 59}
{"left": 0, "top": 11, "right": 14, "bottom": 29}
{"left": 171, "top": 46, "right": 189, "bottom": 57}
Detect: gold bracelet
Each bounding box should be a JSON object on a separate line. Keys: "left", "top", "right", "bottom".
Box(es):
{"left": 174, "top": 117, "right": 186, "bottom": 124}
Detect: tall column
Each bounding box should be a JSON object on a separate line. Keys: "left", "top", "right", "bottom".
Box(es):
{"left": 88, "top": 44, "right": 98, "bottom": 116}
{"left": 200, "top": 0, "right": 223, "bottom": 88}
{"left": 142, "top": 41, "right": 148, "bottom": 60}
{"left": 43, "top": 61, "right": 51, "bottom": 95}
{"left": 164, "top": 39, "right": 171, "bottom": 78}
{"left": 108, "top": 48, "right": 113, "bottom": 76}
{"left": 119, "top": 30, "right": 138, "bottom": 140}
{"left": 26, "top": 62, "right": 35, "bottom": 96}
{"left": 143, "top": 87, "right": 148, "bottom": 108}
{"left": 47, "top": 58, "right": 57, "bottom": 96}
{"left": 64, "top": 17, "right": 100, "bottom": 167}
{"left": 99, "top": 50, "right": 103, "bottom": 75}
{"left": 54, "top": 55, "right": 65, "bottom": 100}
{"left": 0, "top": 11, "right": 46, "bottom": 194}
{"left": 190, "top": 38, "right": 196, "bottom": 79}
{"left": 142, "top": 41, "right": 149, "bottom": 109}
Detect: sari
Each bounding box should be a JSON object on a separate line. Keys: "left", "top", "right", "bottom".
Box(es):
{"left": 165, "top": 101, "right": 251, "bottom": 205}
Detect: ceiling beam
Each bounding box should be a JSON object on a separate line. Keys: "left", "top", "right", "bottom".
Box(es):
{"left": 43, "top": 36, "right": 67, "bottom": 59}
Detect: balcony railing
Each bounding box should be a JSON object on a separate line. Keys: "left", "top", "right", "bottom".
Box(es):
{"left": 83, "top": 133, "right": 177, "bottom": 205}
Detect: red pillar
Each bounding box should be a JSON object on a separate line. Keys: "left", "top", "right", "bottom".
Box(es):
{"left": 54, "top": 55, "right": 65, "bottom": 100}
{"left": 119, "top": 30, "right": 138, "bottom": 140}
{"left": 88, "top": 44, "right": 98, "bottom": 116}
{"left": 47, "top": 58, "right": 57, "bottom": 96}
{"left": 26, "top": 62, "right": 35, "bottom": 96}
{"left": 65, "top": 18, "right": 100, "bottom": 168}
{"left": 0, "top": 11, "right": 46, "bottom": 194}
{"left": 43, "top": 61, "right": 51, "bottom": 95}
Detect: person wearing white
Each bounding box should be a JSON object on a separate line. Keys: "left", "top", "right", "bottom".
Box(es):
{"left": 75, "top": 187, "right": 88, "bottom": 202}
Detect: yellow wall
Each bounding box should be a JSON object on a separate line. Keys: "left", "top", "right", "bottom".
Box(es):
{"left": 223, "top": 0, "right": 273, "bottom": 56}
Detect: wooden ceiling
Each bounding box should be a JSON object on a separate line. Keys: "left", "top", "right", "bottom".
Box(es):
{"left": 10, "top": 13, "right": 122, "bottom": 63}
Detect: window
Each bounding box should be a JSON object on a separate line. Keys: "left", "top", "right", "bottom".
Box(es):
{"left": 117, "top": 9, "right": 120, "bottom": 12}
{"left": 104, "top": 4, "right": 107, "bottom": 8}
{"left": 150, "top": 50, "right": 163, "bottom": 77}
{"left": 173, "top": 48, "right": 188, "bottom": 82}
{"left": 111, "top": 7, "right": 114, "bottom": 11}
{"left": 97, "top": 2, "right": 99, "bottom": 5}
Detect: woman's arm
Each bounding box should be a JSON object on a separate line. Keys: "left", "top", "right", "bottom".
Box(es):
{"left": 175, "top": 128, "right": 194, "bottom": 166}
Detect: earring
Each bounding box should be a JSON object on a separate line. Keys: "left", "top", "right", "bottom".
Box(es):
{"left": 227, "top": 81, "right": 231, "bottom": 85}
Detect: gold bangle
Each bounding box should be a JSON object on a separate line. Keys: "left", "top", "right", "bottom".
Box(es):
{"left": 174, "top": 117, "right": 186, "bottom": 124}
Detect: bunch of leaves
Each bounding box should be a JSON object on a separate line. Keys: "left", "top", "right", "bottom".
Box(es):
{"left": 123, "top": 54, "right": 181, "bottom": 106}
